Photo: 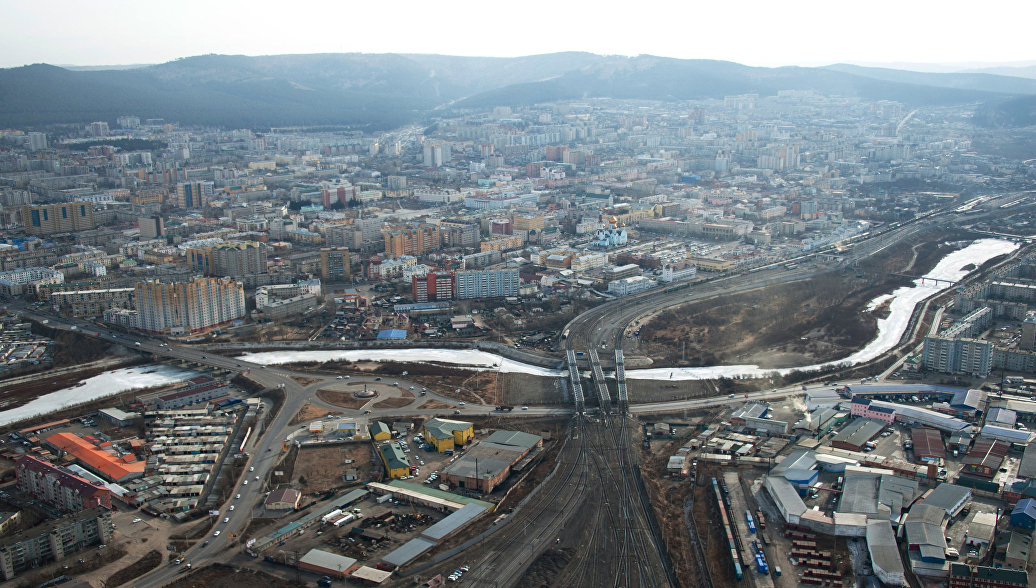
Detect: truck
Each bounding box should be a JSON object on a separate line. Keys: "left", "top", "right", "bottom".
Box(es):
{"left": 376, "top": 494, "right": 393, "bottom": 504}
{"left": 321, "top": 509, "right": 343, "bottom": 524}
{"left": 333, "top": 514, "right": 355, "bottom": 527}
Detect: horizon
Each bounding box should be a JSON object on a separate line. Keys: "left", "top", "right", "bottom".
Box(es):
{"left": 4, "top": 1, "right": 1035, "bottom": 69}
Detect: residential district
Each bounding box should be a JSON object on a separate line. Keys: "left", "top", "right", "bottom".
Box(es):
{"left": 0, "top": 93, "right": 1034, "bottom": 588}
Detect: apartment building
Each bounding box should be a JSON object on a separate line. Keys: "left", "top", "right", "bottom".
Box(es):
{"left": 15, "top": 456, "right": 112, "bottom": 513}
{"left": 456, "top": 269, "right": 520, "bottom": 299}
{"left": 174, "top": 181, "right": 214, "bottom": 208}
{"left": 0, "top": 267, "right": 64, "bottom": 297}
{"left": 413, "top": 272, "right": 456, "bottom": 303}
{"left": 133, "top": 277, "right": 245, "bottom": 335}
{"left": 21, "top": 203, "right": 96, "bottom": 235}
{"left": 50, "top": 288, "right": 134, "bottom": 317}
{"left": 320, "top": 247, "right": 351, "bottom": 281}
{"left": 383, "top": 226, "right": 441, "bottom": 257}
{"left": 187, "top": 241, "right": 267, "bottom": 277}
{"left": 0, "top": 507, "right": 113, "bottom": 581}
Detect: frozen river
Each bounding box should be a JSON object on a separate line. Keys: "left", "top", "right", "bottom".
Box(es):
{"left": 237, "top": 238, "right": 1019, "bottom": 382}
{"left": 0, "top": 238, "right": 1014, "bottom": 427}
{"left": 0, "top": 364, "right": 199, "bottom": 428}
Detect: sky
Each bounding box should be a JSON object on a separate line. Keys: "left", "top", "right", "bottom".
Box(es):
{"left": 3, "top": 0, "right": 1035, "bottom": 69}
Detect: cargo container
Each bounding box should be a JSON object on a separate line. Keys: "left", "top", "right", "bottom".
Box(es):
{"left": 376, "top": 494, "right": 393, "bottom": 504}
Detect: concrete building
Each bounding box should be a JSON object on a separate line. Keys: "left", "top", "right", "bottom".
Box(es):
{"left": 0, "top": 267, "right": 65, "bottom": 296}
{"left": 850, "top": 397, "right": 896, "bottom": 424}
{"left": 607, "top": 275, "right": 657, "bottom": 297}
{"left": 383, "top": 226, "right": 441, "bottom": 257}
{"left": 0, "top": 507, "right": 113, "bottom": 581}
{"left": 45, "top": 433, "right": 144, "bottom": 483}
{"left": 299, "top": 549, "right": 359, "bottom": 579}
{"left": 175, "top": 181, "right": 214, "bottom": 208}
{"left": 412, "top": 271, "right": 455, "bottom": 303}
{"left": 50, "top": 288, "right": 133, "bottom": 318}
{"left": 139, "top": 215, "right": 164, "bottom": 239}
{"left": 22, "top": 203, "right": 96, "bottom": 235}
{"left": 137, "top": 376, "right": 233, "bottom": 410}
{"left": 187, "top": 241, "right": 267, "bottom": 277}
{"left": 320, "top": 247, "right": 351, "bottom": 281}
{"left": 15, "top": 456, "right": 112, "bottom": 512}
{"left": 922, "top": 336, "right": 992, "bottom": 377}
{"left": 258, "top": 293, "right": 318, "bottom": 320}
{"left": 440, "top": 430, "right": 541, "bottom": 493}
{"left": 455, "top": 269, "right": 519, "bottom": 299}
{"left": 133, "top": 277, "right": 245, "bottom": 335}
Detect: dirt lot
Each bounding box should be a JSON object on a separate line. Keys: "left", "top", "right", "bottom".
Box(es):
{"left": 315, "top": 388, "right": 368, "bottom": 409}
{"left": 291, "top": 444, "right": 370, "bottom": 495}
{"left": 289, "top": 403, "right": 342, "bottom": 426}
{"left": 638, "top": 231, "right": 973, "bottom": 369}
{"left": 168, "top": 564, "right": 300, "bottom": 588}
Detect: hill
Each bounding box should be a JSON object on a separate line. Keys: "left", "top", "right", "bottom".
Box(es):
{"left": 1, "top": 53, "right": 1035, "bottom": 129}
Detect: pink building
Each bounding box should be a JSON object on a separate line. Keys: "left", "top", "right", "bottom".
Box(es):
{"left": 850, "top": 398, "right": 896, "bottom": 424}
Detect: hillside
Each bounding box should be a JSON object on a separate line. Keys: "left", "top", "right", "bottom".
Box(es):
{"left": 1, "top": 53, "right": 1035, "bottom": 128}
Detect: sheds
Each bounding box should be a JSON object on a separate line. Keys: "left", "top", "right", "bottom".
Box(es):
{"left": 963, "top": 438, "right": 1010, "bottom": 478}
{"left": 381, "top": 537, "right": 436, "bottom": 568}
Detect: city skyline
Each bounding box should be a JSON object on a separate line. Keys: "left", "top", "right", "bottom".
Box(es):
{"left": 3, "top": 0, "right": 1035, "bottom": 70}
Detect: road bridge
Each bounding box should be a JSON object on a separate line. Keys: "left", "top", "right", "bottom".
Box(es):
{"left": 889, "top": 272, "right": 957, "bottom": 287}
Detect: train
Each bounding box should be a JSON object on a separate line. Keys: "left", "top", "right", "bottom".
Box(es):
{"left": 664, "top": 282, "right": 690, "bottom": 294}
{"left": 710, "top": 478, "right": 743, "bottom": 581}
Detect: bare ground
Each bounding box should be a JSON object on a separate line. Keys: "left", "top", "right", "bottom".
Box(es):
{"left": 289, "top": 403, "right": 342, "bottom": 426}
{"left": 314, "top": 388, "right": 369, "bottom": 409}
{"left": 167, "top": 564, "right": 300, "bottom": 588}
{"left": 291, "top": 444, "right": 370, "bottom": 495}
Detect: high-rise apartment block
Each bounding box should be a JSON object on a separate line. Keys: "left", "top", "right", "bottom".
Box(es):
{"left": 87, "top": 121, "right": 109, "bottom": 137}
{"left": 139, "top": 215, "right": 164, "bottom": 239}
{"left": 187, "top": 242, "right": 267, "bottom": 277}
{"left": 22, "top": 203, "right": 96, "bottom": 235}
{"left": 320, "top": 247, "right": 351, "bottom": 281}
{"left": 456, "top": 269, "right": 520, "bottom": 299}
{"left": 412, "top": 271, "right": 455, "bottom": 302}
{"left": 383, "top": 226, "right": 441, "bottom": 257}
{"left": 0, "top": 507, "right": 112, "bottom": 581}
{"left": 26, "top": 132, "right": 47, "bottom": 151}
{"left": 422, "top": 142, "right": 451, "bottom": 168}
{"left": 175, "top": 181, "right": 214, "bottom": 208}
{"left": 134, "top": 277, "right": 245, "bottom": 335}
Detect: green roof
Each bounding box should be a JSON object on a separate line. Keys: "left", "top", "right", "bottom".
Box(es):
{"left": 386, "top": 480, "right": 493, "bottom": 510}
{"left": 370, "top": 421, "right": 391, "bottom": 436}
{"left": 424, "top": 418, "right": 472, "bottom": 440}
{"left": 484, "top": 430, "right": 541, "bottom": 451}
{"left": 380, "top": 444, "right": 409, "bottom": 471}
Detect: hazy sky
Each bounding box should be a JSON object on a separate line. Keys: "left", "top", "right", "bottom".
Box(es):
{"left": 3, "top": 0, "right": 1034, "bottom": 69}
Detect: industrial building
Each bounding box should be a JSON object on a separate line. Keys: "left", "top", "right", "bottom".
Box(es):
{"left": 299, "top": 549, "right": 359, "bottom": 579}
{"left": 45, "top": 432, "right": 145, "bottom": 483}
{"left": 422, "top": 418, "right": 474, "bottom": 453}
{"left": 136, "top": 376, "right": 234, "bottom": 410}
{"left": 963, "top": 438, "right": 1009, "bottom": 478}
{"left": 266, "top": 488, "right": 302, "bottom": 511}
{"left": 378, "top": 444, "right": 410, "bottom": 479}
{"left": 948, "top": 564, "right": 1029, "bottom": 588}
{"left": 440, "top": 430, "right": 541, "bottom": 493}
{"left": 830, "top": 418, "right": 886, "bottom": 451}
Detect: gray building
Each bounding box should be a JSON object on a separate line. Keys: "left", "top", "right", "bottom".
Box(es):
{"left": 0, "top": 507, "right": 112, "bottom": 580}
{"left": 456, "top": 269, "right": 520, "bottom": 300}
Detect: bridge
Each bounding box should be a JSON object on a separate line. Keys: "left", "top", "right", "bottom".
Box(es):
{"left": 615, "top": 349, "right": 628, "bottom": 412}
{"left": 588, "top": 348, "right": 612, "bottom": 414}
{"left": 889, "top": 272, "right": 957, "bottom": 287}
{"left": 566, "top": 349, "right": 585, "bottom": 413}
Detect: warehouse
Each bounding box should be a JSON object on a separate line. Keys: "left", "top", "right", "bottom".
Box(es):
{"left": 921, "top": 483, "right": 971, "bottom": 518}
{"left": 979, "top": 424, "right": 1033, "bottom": 446}
{"left": 865, "top": 399, "right": 972, "bottom": 432}
{"left": 831, "top": 418, "right": 886, "bottom": 451}
{"left": 867, "top": 520, "right": 906, "bottom": 586}
{"left": 963, "top": 438, "right": 1010, "bottom": 478}
{"left": 378, "top": 444, "right": 410, "bottom": 479}
{"left": 422, "top": 418, "right": 474, "bottom": 452}
{"left": 299, "top": 549, "right": 358, "bottom": 578}
{"left": 440, "top": 430, "right": 541, "bottom": 493}
{"left": 911, "top": 428, "right": 946, "bottom": 462}
{"left": 420, "top": 503, "right": 487, "bottom": 543}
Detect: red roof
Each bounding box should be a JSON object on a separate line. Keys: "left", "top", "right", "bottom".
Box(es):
{"left": 46, "top": 432, "right": 144, "bottom": 482}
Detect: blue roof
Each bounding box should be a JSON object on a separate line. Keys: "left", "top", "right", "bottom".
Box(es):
{"left": 1012, "top": 498, "right": 1036, "bottom": 520}
{"left": 377, "top": 329, "right": 408, "bottom": 340}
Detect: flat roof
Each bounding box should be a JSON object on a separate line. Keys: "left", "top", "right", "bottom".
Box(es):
{"left": 420, "top": 503, "right": 487, "bottom": 542}
{"left": 831, "top": 418, "right": 885, "bottom": 448}
{"left": 483, "top": 430, "right": 541, "bottom": 450}
{"left": 867, "top": 520, "right": 905, "bottom": 579}
{"left": 300, "top": 549, "right": 357, "bottom": 573}
{"left": 381, "top": 537, "right": 436, "bottom": 567}
{"left": 383, "top": 480, "right": 494, "bottom": 510}
{"left": 921, "top": 483, "right": 971, "bottom": 513}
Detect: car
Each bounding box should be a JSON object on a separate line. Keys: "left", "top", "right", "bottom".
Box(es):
{"left": 393, "top": 382, "right": 399, "bottom": 386}
{"left": 337, "top": 375, "right": 343, "bottom": 379}
{"left": 224, "top": 517, "right": 230, "bottom": 523}
{"left": 201, "top": 541, "right": 209, "bottom": 548}
{"left": 242, "top": 480, "right": 248, "bottom": 485}
{"left": 249, "top": 466, "right": 254, "bottom": 472}
{"left": 213, "top": 531, "right": 221, "bottom": 537}
{"left": 375, "top": 377, "right": 382, "bottom": 381}
{"left": 459, "top": 401, "right": 466, "bottom": 406}
{"left": 521, "top": 406, "right": 528, "bottom": 410}
{"left": 254, "top": 475, "right": 259, "bottom": 480}
{"left": 229, "top": 505, "right": 235, "bottom": 511}
{"left": 132, "top": 518, "right": 142, "bottom": 523}
{"left": 409, "top": 385, "right": 415, "bottom": 390}
{"left": 728, "top": 394, "right": 735, "bottom": 399}
{"left": 235, "top": 494, "right": 241, "bottom": 499}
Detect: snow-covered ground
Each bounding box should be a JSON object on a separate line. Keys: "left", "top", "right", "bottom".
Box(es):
{"left": 237, "top": 348, "right": 564, "bottom": 377}
{"left": 0, "top": 364, "right": 199, "bottom": 427}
